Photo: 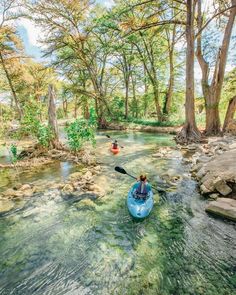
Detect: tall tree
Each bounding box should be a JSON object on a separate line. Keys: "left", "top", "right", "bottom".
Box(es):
{"left": 30, "top": 0, "right": 114, "bottom": 126}
{"left": 196, "top": 0, "right": 236, "bottom": 135}
{"left": 176, "top": 0, "right": 201, "bottom": 143}
{"left": 48, "top": 84, "right": 60, "bottom": 148}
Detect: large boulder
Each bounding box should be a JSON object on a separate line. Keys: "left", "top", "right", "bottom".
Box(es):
{"left": 206, "top": 198, "right": 236, "bottom": 222}
{"left": 197, "top": 150, "right": 236, "bottom": 195}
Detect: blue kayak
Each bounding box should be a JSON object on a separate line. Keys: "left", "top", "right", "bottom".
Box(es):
{"left": 127, "top": 185, "right": 154, "bottom": 219}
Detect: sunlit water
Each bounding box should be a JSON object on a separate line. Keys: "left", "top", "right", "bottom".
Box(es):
{"left": 0, "top": 131, "right": 235, "bottom": 295}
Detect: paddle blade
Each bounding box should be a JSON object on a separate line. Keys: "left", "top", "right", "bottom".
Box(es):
{"left": 106, "top": 135, "right": 111, "bottom": 139}
{"left": 115, "top": 166, "right": 127, "bottom": 175}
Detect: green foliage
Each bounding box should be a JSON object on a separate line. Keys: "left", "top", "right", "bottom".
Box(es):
{"left": 20, "top": 103, "right": 52, "bottom": 147}
{"left": 0, "top": 104, "right": 14, "bottom": 139}
{"left": 10, "top": 144, "right": 18, "bottom": 162}
{"left": 110, "top": 96, "right": 125, "bottom": 120}
{"left": 66, "top": 108, "right": 97, "bottom": 152}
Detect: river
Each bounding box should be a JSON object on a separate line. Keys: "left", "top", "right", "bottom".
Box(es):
{"left": 0, "top": 131, "right": 235, "bottom": 295}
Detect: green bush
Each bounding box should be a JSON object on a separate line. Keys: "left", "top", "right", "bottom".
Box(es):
{"left": 10, "top": 144, "right": 18, "bottom": 162}
{"left": 66, "top": 107, "right": 97, "bottom": 152}
{"left": 20, "top": 103, "right": 52, "bottom": 147}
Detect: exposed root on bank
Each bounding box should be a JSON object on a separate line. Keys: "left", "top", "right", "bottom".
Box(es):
{"left": 175, "top": 124, "right": 203, "bottom": 144}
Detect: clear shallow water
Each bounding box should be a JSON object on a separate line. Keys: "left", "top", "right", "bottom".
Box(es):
{"left": 0, "top": 131, "right": 236, "bottom": 295}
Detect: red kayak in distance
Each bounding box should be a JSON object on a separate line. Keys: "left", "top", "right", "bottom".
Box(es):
{"left": 110, "top": 147, "right": 120, "bottom": 154}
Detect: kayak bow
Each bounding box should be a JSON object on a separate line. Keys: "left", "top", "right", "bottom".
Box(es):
{"left": 110, "top": 147, "right": 120, "bottom": 154}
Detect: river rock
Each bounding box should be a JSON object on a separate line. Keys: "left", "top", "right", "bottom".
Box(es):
{"left": 2, "top": 188, "right": 16, "bottom": 197}
{"left": 69, "top": 171, "right": 83, "bottom": 181}
{"left": 62, "top": 184, "right": 74, "bottom": 193}
{"left": 196, "top": 166, "right": 207, "bottom": 180}
{"left": 88, "top": 184, "right": 105, "bottom": 197}
{"left": 209, "top": 193, "right": 219, "bottom": 200}
{"left": 229, "top": 142, "right": 236, "bottom": 150}
{"left": 22, "top": 188, "right": 35, "bottom": 197}
{"left": 20, "top": 184, "right": 31, "bottom": 191}
{"left": 196, "top": 156, "right": 212, "bottom": 164}
{"left": 83, "top": 171, "right": 93, "bottom": 182}
{"left": 12, "top": 183, "right": 23, "bottom": 190}
{"left": 152, "top": 152, "right": 163, "bottom": 158}
{"left": 206, "top": 198, "right": 236, "bottom": 222}
{"left": 200, "top": 184, "right": 211, "bottom": 194}
{"left": 214, "top": 180, "right": 232, "bottom": 196}
{"left": 76, "top": 199, "right": 96, "bottom": 210}
{"left": 0, "top": 199, "right": 14, "bottom": 213}
{"left": 196, "top": 150, "right": 236, "bottom": 195}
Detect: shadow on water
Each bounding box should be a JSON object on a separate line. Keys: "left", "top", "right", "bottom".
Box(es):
{"left": 0, "top": 131, "right": 236, "bottom": 295}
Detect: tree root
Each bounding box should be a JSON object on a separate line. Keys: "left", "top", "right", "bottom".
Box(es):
{"left": 175, "top": 124, "right": 203, "bottom": 144}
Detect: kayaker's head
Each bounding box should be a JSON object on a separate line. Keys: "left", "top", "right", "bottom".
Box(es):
{"left": 139, "top": 175, "right": 147, "bottom": 182}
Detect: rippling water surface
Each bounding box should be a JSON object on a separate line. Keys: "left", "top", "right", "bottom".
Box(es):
{"left": 0, "top": 131, "right": 236, "bottom": 295}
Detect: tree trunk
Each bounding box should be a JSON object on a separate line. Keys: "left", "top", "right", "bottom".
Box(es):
{"left": 84, "top": 103, "right": 90, "bottom": 119}
{"left": 124, "top": 78, "right": 129, "bottom": 119}
{"left": 48, "top": 84, "right": 61, "bottom": 148}
{"left": 163, "top": 59, "right": 174, "bottom": 120}
{"left": 131, "top": 73, "right": 138, "bottom": 118}
{"left": 176, "top": 0, "right": 201, "bottom": 143}
{"left": 223, "top": 96, "right": 236, "bottom": 132}
{"left": 153, "top": 83, "right": 162, "bottom": 122}
{"left": 0, "top": 53, "right": 23, "bottom": 120}
{"left": 144, "top": 64, "right": 148, "bottom": 94}
{"left": 196, "top": 0, "right": 236, "bottom": 135}
{"left": 163, "top": 25, "right": 176, "bottom": 119}
{"left": 63, "top": 99, "right": 68, "bottom": 118}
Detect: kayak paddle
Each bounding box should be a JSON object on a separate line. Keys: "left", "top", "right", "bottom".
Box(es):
{"left": 114, "top": 166, "right": 165, "bottom": 193}
{"left": 106, "top": 135, "right": 124, "bottom": 148}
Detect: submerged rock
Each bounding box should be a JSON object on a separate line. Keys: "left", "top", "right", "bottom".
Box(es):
{"left": 0, "top": 199, "right": 14, "bottom": 213}
{"left": 206, "top": 198, "right": 236, "bottom": 222}
{"left": 69, "top": 171, "right": 83, "bottom": 181}
{"left": 75, "top": 199, "right": 96, "bottom": 210}
{"left": 62, "top": 184, "right": 74, "bottom": 193}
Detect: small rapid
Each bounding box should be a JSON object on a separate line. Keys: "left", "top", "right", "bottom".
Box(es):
{"left": 0, "top": 131, "right": 235, "bottom": 295}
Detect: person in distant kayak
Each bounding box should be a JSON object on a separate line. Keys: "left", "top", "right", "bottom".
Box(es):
{"left": 112, "top": 140, "right": 118, "bottom": 149}
{"left": 133, "top": 175, "right": 152, "bottom": 199}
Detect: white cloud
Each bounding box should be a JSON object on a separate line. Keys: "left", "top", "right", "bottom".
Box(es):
{"left": 17, "top": 18, "right": 43, "bottom": 47}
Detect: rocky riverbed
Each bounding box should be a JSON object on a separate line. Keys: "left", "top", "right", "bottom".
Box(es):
{"left": 182, "top": 136, "right": 236, "bottom": 222}
{"left": 150, "top": 135, "right": 236, "bottom": 222}
{"left": 1, "top": 133, "right": 236, "bottom": 223}
{"left": 0, "top": 164, "right": 105, "bottom": 214}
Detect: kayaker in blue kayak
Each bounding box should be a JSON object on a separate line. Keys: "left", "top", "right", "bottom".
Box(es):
{"left": 133, "top": 175, "right": 152, "bottom": 200}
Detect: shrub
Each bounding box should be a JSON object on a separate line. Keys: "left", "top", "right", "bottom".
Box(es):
{"left": 66, "top": 107, "right": 97, "bottom": 152}
{"left": 10, "top": 144, "right": 18, "bottom": 162}
{"left": 20, "top": 103, "right": 52, "bottom": 147}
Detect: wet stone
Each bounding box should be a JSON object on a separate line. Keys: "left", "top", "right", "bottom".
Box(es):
{"left": 0, "top": 199, "right": 15, "bottom": 213}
